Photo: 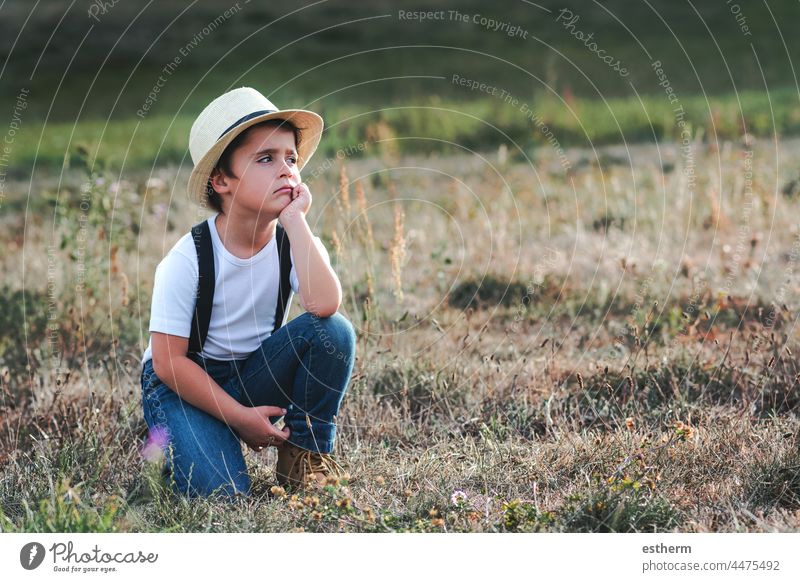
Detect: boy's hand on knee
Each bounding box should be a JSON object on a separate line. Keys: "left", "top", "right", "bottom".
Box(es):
{"left": 232, "top": 405, "right": 291, "bottom": 451}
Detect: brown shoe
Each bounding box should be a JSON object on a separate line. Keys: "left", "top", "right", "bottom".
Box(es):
{"left": 276, "top": 442, "right": 347, "bottom": 489}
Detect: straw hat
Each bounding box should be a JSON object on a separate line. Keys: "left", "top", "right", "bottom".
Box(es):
{"left": 187, "top": 87, "right": 324, "bottom": 206}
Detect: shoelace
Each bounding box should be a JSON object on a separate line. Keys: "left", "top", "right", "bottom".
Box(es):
{"left": 294, "top": 450, "right": 345, "bottom": 481}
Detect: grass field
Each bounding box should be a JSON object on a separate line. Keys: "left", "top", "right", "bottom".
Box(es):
{"left": 5, "top": 86, "right": 800, "bottom": 176}
{"left": 2, "top": 130, "right": 800, "bottom": 532}
{"left": 2, "top": 0, "right": 799, "bottom": 534}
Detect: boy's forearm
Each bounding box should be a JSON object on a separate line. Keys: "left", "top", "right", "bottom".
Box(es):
{"left": 153, "top": 356, "right": 245, "bottom": 428}
{"left": 283, "top": 217, "right": 342, "bottom": 316}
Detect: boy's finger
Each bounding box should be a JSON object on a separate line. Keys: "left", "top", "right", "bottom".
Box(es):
{"left": 262, "top": 406, "right": 287, "bottom": 416}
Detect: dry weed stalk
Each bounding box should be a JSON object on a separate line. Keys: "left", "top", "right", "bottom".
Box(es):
{"left": 338, "top": 165, "right": 351, "bottom": 216}
{"left": 331, "top": 228, "right": 343, "bottom": 260}
{"left": 390, "top": 202, "right": 406, "bottom": 302}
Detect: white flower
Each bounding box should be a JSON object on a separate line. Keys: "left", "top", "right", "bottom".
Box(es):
{"left": 450, "top": 489, "right": 468, "bottom": 505}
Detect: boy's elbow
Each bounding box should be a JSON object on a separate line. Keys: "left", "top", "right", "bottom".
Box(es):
{"left": 304, "top": 296, "right": 341, "bottom": 318}
{"left": 308, "top": 303, "right": 340, "bottom": 318}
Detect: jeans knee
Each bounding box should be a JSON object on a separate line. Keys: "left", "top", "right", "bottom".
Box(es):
{"left": 309, "top": 312, "right": 356, "bottom": 358}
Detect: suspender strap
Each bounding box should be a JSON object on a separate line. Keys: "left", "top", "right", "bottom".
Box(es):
{"left": 273, "top": 223, "right": 294, "bottom": 333}
{"left": 188, "top": 220, "right": 294, "bottom": 355}
{"left": 188, "top": 220, "right": 214, "bottom": 355}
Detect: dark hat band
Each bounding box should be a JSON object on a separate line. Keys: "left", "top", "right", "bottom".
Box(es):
{"left": 218, "top": 109, "right": 277, "bottom": 139}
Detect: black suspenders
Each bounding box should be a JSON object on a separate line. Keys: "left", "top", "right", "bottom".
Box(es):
{"left": 187, "top": 220, "right": 294, "bottom": 356}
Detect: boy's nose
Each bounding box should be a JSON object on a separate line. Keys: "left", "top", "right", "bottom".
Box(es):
{"left": 278, "top": 159, "right": 294, "bottom": 177}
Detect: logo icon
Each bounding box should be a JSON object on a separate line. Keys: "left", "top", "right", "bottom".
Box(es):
{"left": 20, "top": 542, "right": 46, "bottom": 570}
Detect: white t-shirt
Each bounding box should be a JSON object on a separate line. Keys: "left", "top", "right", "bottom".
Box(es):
{"left": 141, "top": 214, "right": 330, "bottom": 367}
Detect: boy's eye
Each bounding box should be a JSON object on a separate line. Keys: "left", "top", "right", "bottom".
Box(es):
{"left": 257, "top": 155, "right": 298, "bottom": 164}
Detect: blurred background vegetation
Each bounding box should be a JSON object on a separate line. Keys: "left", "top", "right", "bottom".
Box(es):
{"left": 1, "top": 0, "right": 798, "bottom": 173}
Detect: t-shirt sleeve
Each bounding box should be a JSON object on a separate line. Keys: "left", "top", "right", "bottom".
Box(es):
{"left": 148, "top": 248, "right": 198, "bottom": 337}
{"left": 289, "top": 235, "right": 331, "bottom": 294}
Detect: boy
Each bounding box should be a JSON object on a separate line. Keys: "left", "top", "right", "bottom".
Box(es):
{"left": 140, "top": 87, "right": 356, "bottom": 499}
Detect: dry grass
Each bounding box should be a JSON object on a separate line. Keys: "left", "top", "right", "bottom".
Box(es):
{"left": 2, "top": 136, "right": 800, "bottom": 532}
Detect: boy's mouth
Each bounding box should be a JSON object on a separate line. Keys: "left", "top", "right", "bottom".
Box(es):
{"left": 273, "top": 185, "right": 294, "bottom": 195}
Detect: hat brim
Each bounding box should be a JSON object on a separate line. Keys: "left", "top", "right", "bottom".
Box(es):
{"left": 187, "top": 109, "right": 323, "bottom": 207}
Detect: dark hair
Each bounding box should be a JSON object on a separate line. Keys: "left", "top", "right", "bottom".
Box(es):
{"left": 206, "top": 118, "right": 303, "bottom": 213}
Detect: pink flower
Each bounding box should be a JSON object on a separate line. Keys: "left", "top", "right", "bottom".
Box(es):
{"left": 450, "top": 489, "right": 468, "bottom": 506}
{"left": 140, "top": 426, "right": 169, "bottom": 463}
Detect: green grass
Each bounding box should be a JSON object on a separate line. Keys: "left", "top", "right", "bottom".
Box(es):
{"left": 7, "top": 87, "right": 799, "bottom": 175}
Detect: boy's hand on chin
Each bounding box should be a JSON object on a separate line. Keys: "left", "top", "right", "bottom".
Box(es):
{"left": 278, "top": 182, "right": 311, "bottom": 228}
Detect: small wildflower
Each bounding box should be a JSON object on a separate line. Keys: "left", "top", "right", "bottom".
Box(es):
{"left": 270, "top": 485, "right": 287, "bottom": 499}
{"left": 404, "top": 488, "right": 414, "bottom": 498}
{"left": 375, "top": 475, "right": 385, "bottom": 486}
{"left": 303, "top": 495, "right": 320, "bottom": 508}
{"left": 674, "top": 421, "right": 695, "bottom": 440}
{"left": 311, "top": 511, "right": 323, "bottom": 521}
{"left": 625, "top": 417, "right": 635, "bottom": 430}
{"left": 335, "top": 497, "right": 352, "bottom": 509}
{"left": 450, "top": 489, "right": 468, "bottom": 506}
{"left": 429, "top": 507, "right": 439, "bottom": 518}
{"left": 291, "top": 527, "right": 305, "bottom": 533}
{"left": 140, "top": 426, "right": 169, "bottom": 463}
{"left": 431, "top": 518, "right": 445, "bottom": 527}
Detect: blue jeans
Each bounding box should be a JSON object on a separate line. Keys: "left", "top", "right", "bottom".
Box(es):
{"left": 140, "top": 312, "right": 357, "bottom": 499}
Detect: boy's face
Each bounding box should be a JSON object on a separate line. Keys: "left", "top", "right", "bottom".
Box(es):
{"left": 212, "top": 123, "right": 300, "bottom": 218}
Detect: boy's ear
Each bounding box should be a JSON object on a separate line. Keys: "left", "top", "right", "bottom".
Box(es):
{"left": 209, "top": 167, "right": 233, "bottom": 195}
